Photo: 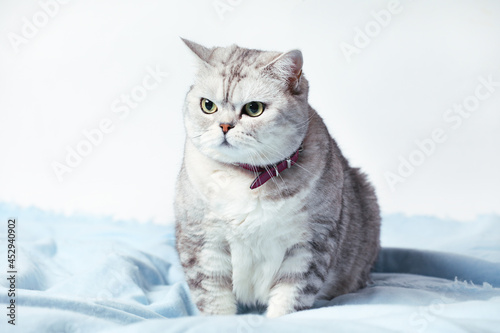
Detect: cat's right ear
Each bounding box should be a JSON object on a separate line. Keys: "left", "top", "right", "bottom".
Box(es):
{"left": 181, "top": 38, "right": 213, "bottom": 65}
{"left": 262, "top": 50, "right": 303, "bottom": 93}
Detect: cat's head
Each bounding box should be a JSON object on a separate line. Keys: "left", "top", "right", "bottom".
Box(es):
{"left": 182, "top": 39, "right": 309, "bottom": 166}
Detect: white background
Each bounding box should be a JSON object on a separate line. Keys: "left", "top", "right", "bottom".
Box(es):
{"left": 1, "top": 0, "right": 499, "bottom": 224}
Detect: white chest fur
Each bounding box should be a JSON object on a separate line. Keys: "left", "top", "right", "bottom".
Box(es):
{"left": 185, "top": 142, "right": 309, "bottom": 304}
{"left": 226, "top": 194, "right": 307, "bottom": 304}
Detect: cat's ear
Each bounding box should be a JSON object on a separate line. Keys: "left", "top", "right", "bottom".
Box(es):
{"left": 181, "top": 38, "right": 213, "bottom": 64}
{"left": 263, "top": 50, "right": 303, "bottom": 92}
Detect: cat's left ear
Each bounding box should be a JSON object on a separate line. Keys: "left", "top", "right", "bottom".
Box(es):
{"left": 181, "top": 38, "right": 213, "bottom": 64}
{"left": 263, "top": 50, "right": 303, "bottom": 92}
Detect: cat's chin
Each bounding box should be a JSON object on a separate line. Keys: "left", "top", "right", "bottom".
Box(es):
{"left": 220, "top": 140, "right": 233, "bottom": 149}
{"left": 209, "top": 149, "right": 287, "bottom": 168}
{"left": 204, "top": 145, "right": 247, "bottom": 165}
{"left": 197, "top": 144, "right": 260, "bottom": 167}
{"left": 194, "top": 137, "right": 290, "bottom": 167}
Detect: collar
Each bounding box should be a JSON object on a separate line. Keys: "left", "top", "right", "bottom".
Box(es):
{"left": 234, "top": 144, "right": 303, "bottom": 189}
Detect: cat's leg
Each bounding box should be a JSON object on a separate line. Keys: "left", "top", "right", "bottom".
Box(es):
{"left": 266, "top": 245, "right": 327, "bottom": 318}
{"left": 177, "top": 231, "right": 236, "bottom": 315}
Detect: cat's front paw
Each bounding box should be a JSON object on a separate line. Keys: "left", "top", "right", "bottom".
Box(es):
{"left": 266, "top": 283, "right": 315, "bottom": 318}
{"left": 266, "top": 306, "right": 292, "bottom": 318}
{"left": 266, "top": 303, "right": 311, "bottom": 318}
{"left": 198, "top": 302, "right": 237, "bottom": 316}
{"left": 195, "top": 291, "right": 237, "bottom": 316}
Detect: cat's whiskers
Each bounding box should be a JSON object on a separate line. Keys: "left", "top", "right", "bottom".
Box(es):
{"left": 253, "top": 148, "right": 290, "bottom": 196}
{"left": 188, "top": 132, "right": 204, "bottom": 140}
{"left": 254, "top": 151, "right": 286, "bottom": 202}
{"left": 245, "top": 147, "right": 284, "bottom": 196}
{"left": 292, "top": 112, "right": 317, "bottom": 131}
{"left": 259, "top": 142, "right": 317, "bottom": 178}
{"left": 247, "top": 152, "right": 261, "bottom": 179}
{"left": 290, "top": 161, "right": 317, "bottom": 178}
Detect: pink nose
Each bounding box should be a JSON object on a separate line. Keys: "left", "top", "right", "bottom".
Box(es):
{"left": 220, "top": 123, "right": 234, "bottom": 134}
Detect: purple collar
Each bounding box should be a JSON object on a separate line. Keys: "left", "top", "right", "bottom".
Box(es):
{"left": 235, "top": 144, "right": 302, "bottom": 189}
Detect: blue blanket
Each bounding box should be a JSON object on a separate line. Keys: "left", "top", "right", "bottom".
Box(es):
{"left": 1, "top": 203, "right": 499, "bottom": 332}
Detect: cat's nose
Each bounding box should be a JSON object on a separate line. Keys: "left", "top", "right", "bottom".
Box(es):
{"left": 220, "top": 123, "right": 234, "bottom": 134}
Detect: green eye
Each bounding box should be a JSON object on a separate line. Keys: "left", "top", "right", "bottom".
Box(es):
{"left": 244, "top": 101, "right": 265, "bottom": 117}
{"left": 201, "top": 98, "right": 218, "bottom": 114}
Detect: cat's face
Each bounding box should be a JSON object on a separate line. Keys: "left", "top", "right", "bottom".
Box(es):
{"left": 182, "top": 40, "right": 309, "bottom": 166}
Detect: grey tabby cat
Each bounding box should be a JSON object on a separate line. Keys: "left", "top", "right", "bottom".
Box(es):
{"left": 175, "top": 38, "right": 380, "bottom": 318}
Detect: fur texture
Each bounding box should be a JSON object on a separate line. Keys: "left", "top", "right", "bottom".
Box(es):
{"left": 175, "top": 39, "right": 381, "bottom": 317}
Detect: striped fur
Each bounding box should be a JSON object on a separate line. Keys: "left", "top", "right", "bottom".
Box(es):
{"left": 175, "top": 39, "right": 380, "bottom": 317}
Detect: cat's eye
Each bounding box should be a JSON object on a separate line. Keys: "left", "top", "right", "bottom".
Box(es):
{"left": 200, "top": 98, "right": 218, "bottom": 114}
{"left": 244, "top": 101, "right": 265, "bottom": 117}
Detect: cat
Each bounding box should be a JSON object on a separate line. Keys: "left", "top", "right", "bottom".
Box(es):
{"left": 175, "top": 38, "right": 381, "bottom": 318}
